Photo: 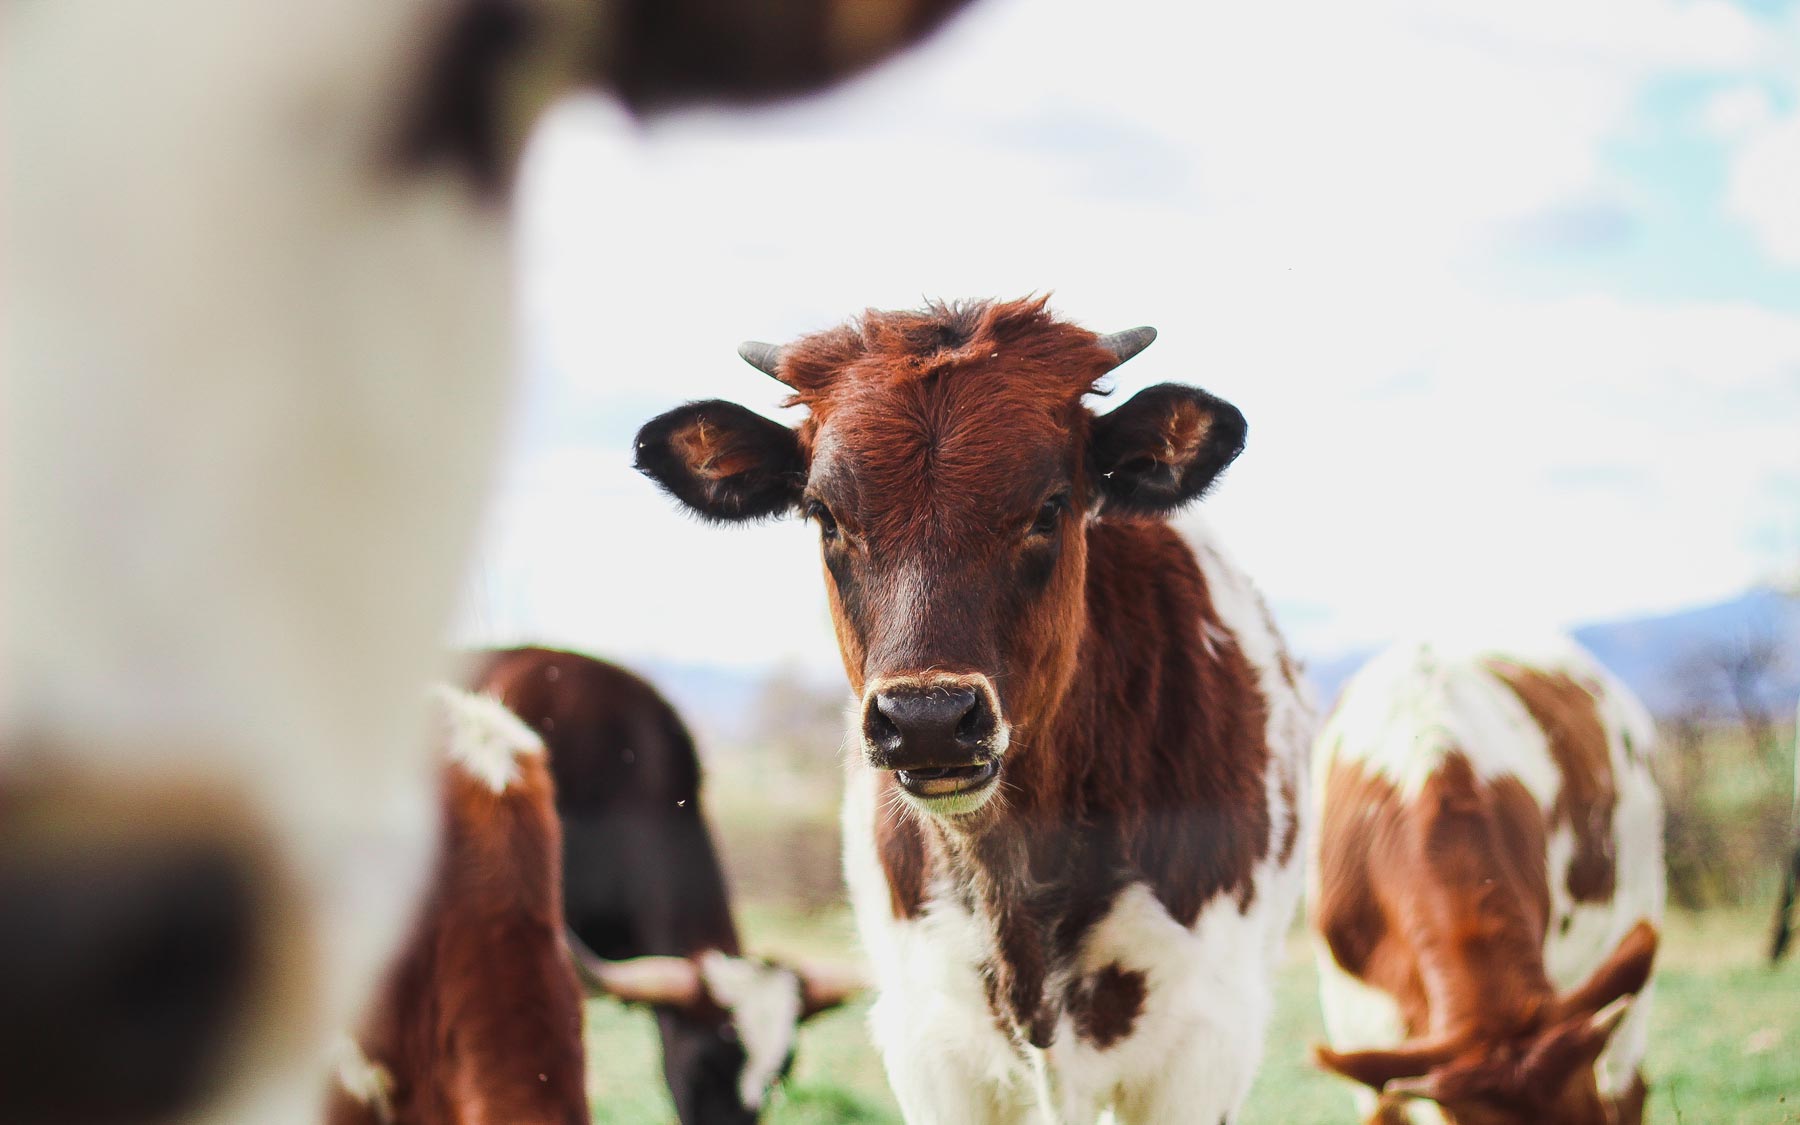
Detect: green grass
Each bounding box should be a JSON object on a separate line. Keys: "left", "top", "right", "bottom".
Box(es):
{"left": 590, "top": 731, "right": 1800, "bottom": 1122}
{"left": 583, "top": 906, "right": 1800, "bottom": 1123}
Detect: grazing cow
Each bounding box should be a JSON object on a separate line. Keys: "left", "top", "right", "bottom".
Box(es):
{"left": 1310, "top": 638, "right": 1665, "bottom": 1125}
{"left": 632, "top": 297, "right": 1314, "bottom": 1123}
{"left": 470, "top": 646, "right": 855, "bottom": 1124}
{"left": 5, "top": 2, "right": 973, "bottom": 1121}
{"left": 326, "top": 686, "right": 586, "bottom": 1125}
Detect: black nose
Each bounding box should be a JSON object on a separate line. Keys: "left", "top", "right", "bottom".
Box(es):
{"left": 863, "top": 684, "right": 997, "bottom": 769}
{"left": 0, "top": 842, "right": 257, "bottom": 1124}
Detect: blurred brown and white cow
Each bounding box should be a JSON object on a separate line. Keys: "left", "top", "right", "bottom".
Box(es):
{"left": 471, "top": 647, "right": 856, "bottom": 1124}
{"left": 1311, "top": 638, "right": 1665, "bottom": 1125}
{"left": 4, "top": 3, "right": 973, "bottom": 1121}
{"left": 326, "top": 686, "right": 586, "bottom": 1125}
{"left": 633, "top": 297, "right": 1315, "bottom": 1123}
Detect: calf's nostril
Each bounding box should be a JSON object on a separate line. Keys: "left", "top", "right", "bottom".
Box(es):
{"left": 954, "top": 697, "right": 992, "bottom": 744}
{"left": 864, "top": 701, "right": 903, "bottom": 753}
{"left": 0, "top": 842, "right": 258, "bottom": 1124}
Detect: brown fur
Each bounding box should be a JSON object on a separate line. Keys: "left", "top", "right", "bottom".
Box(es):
{"left": 1487, "top": 662, "right": 1618, "bottom": 904}
{"left": 1319, "top": 755, "right": 1553, "bottom": 1042}
{"left": 1315, "top": 747, "right": 1653, "bottom": 1125}
{"left": 785, "top": 299, "right": 1274, "bottom": 1047}
{"left": 1064, "top": 964, "right": 1148, "bottom": 1051}
{"left": 326, "top": 714, "right": 586, "bottom": 1125}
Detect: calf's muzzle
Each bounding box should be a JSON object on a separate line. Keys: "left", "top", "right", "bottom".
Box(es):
{"left": 862, "top": 679, "right": 998, "bottom": 771}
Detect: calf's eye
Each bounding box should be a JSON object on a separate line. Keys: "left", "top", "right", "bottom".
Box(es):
{"left": 1028, "top": 495, "right": 1067, "bottom": 538}
{"left": 806, "top": 500, "right": 840, "bottom": 542}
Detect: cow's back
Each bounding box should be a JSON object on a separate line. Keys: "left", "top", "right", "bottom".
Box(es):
{"left": 471, "top": 648, "right": 739, "bottom": 960}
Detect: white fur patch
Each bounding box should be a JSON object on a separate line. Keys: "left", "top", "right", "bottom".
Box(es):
{"left": 699, "top": 952, "right": 803, "bottom": 1111}
{"left": 432, "top": 686, "right": 544, "bottom": 793}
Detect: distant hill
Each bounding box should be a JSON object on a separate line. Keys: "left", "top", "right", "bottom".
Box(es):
{"left": 1303, "top": 588, "right": 1800, "bottom": 722}
{"left": 1573, "top": 588, "right": 1800, "bottom": 721}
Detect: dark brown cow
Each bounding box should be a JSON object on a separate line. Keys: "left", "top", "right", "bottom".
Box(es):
{"left": 470, "top": 647, "right": 854, "bottom": 1124}
{"left": 1310, "top": 638, "right": 1665, "bottom": 1125}
{"left": 326, "top": 686, "right": 586, "bottom": 1125}
{"left": 633, "top": 297, "right": 1314, "bottom": 1122}
{"left": 10, "top": 2, "right": 977, "bottom": 1121}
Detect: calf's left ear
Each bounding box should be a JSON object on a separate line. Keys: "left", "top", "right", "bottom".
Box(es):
{"left": 634, "top": 400, "right": 805, "bottom": 522}
{"left": 1089, "top": 383, "right": 1246, "bottom": 516}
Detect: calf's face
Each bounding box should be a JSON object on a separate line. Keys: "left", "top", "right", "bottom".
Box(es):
{"left": 635, "top": 300, "right": 1246, "bottom": 820}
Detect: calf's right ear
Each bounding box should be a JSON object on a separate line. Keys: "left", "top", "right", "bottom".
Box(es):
{"left": 634, "top": 401, "right": 805, "bottom": 522}
{"left": 1089, "top": 383, "right": 1247, "bottom": 516}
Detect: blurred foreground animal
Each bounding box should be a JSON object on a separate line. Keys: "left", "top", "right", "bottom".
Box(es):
{"left": 471, "top": 647, "right": 857, "bottom": 1124}
{"left": 3, "top": 2, "right": 974, "bottom": 1121}
{"left": 634, "top": 298, "right": 1315, "bottom": 1123}
{"left": 326, "top": 687, "right": 586, "bottom": 1125}
{"left": 1310, "top": 638, "right": 1665, "bottom": 1125}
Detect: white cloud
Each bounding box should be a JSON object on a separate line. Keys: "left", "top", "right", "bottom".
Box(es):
{"left": 1728, "top": 109, "right": 1800, "bottom": 265}
{"left": 1702, "top": 85, "right": 1776, "bottom": 138}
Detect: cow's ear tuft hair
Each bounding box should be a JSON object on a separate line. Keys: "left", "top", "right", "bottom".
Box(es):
{"left": 634, "top": 400, "right": 804, "bottom": 522}
{"left": 1089, "top": 383, "right": 1246, "bottom": 516}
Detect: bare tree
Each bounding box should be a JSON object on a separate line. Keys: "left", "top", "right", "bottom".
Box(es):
{"left": 1673, "top": 618, "right": 1787, "bottom": 759}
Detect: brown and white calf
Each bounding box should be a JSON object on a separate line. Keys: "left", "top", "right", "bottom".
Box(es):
{"left": 634, "top": 297, "right": 1314, "bottom": 1123}
{"left": 326, "top": 686, "right": 587, "bottom": 1125}
{"left": 470, "top": 647, "right": 855, "bottom": 1123}
{"left": 7, "top": 3, "right": 971, "bottom": 1121}
{"left": 1311, "top": 638, "right": 1665, "bottom": 1125}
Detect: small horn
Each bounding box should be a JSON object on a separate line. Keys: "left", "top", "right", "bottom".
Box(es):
{"left": 1095, "top": 326, "right": 1157, "bottom": 368}
{"left": 737, "top": 340, "right": 785, "bottom": 381}
{"left": 568, "top": 932, "right": 704, "bottom": 1008}
{"left": 796, "top": 960, "right": 867, "bottom": 1018}
{"left": 1587, "top": 994, "right": 1633, "bottom": 1037}
{"left": 1312, "top": 1033, "right": 1464, "bottom": 1092}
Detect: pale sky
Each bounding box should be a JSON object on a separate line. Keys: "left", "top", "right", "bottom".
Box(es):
{"left": 458, "top": 0, "right": 1800, "bottom": 678}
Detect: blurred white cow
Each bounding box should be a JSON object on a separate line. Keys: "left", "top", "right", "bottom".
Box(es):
{"left": 1, "top": 1, "right": 968, "bottom": 1120}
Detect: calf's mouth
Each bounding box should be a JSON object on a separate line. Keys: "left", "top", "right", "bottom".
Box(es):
{"left": 896, "top": 759, "right": 998, "bottom": 799}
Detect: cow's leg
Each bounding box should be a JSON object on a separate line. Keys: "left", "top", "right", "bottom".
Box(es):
{"left": 1037, "top": 1052, "right": 1104, "bottom": 1125}
{"left": 1106, "top": 1037, "right": 1250, "bottom": 1125}
{"left": 872, "top": 1024, "right": 1037, "bottom": 1125}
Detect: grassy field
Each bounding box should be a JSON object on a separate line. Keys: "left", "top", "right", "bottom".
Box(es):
{"left": 579, "top": 726, "right": 1800, "bottom": 1122}
{"left": 582, "top": 903, "right": 1800, "bottom": 1123}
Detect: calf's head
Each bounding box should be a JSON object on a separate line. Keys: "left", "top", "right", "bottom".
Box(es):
{"left": 635, "top": 298, "right": 1245, "bottom": 819}
{"left": 579, "top": 948, "right": 859, "bottom": 1122}
{"left": 1315, "top": 920, "right": 1659, "bottom": 1125}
